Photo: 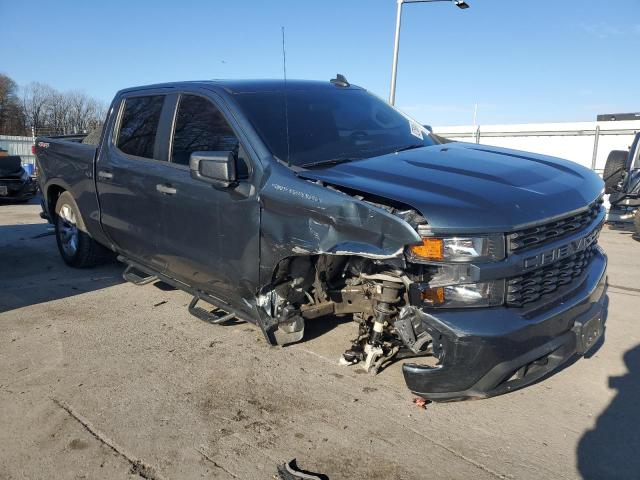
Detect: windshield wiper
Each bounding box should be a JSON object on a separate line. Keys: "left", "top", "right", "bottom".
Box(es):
{"left": 393, "top": 143, "right": 425, "bottom": 153}
{"left": 301, "top": 144, "right": 425, "bottom": 168}
{"left": 301, "top": 157, "right": 361, "bottom": 169}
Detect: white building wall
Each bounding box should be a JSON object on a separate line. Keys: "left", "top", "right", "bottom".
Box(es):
{"left": 433, "top": 120, "right": 640, "bottom": 174}
{"left": 0, "top": 135, "right": 36, "bottom": 165}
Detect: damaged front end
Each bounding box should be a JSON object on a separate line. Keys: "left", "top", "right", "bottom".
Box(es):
{"left": 255, "top": 170, "right": 441, "bottom": 375}
{"left": 258, "top": 253, "right": 437, "bottom": 374}
{"left": 251, "top": 160, "right": 608, "bottom": 401}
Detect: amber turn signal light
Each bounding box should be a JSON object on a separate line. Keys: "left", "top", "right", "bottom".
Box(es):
{"left": 422, "top": 287, "right": 445, "bottom": 306}
{"left": 410, "top": 238, "right": 444, "bottom": 260}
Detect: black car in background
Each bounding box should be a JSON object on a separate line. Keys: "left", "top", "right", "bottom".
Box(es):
{"left": 0, "top": 152, "right": 38, "bottom": 202}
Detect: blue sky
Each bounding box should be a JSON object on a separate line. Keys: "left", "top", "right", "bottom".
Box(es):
{"left": 1, "top": 0, "right": 638, "bottom": 125}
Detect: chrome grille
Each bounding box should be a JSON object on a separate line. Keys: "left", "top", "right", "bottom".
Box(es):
{"left": 508, "top": 200, "right": 603, "bottom": 253}
{"left": 506, "top": 245, "right": 597, "bottom": 307}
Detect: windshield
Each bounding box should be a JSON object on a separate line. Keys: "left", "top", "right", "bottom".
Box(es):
{"left": 232, "top": 87, "right": 439, "bottom": 167}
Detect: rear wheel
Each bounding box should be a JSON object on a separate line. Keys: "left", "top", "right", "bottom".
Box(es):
{"left": 54, "top": 191, "right": 112, "bottom": 267}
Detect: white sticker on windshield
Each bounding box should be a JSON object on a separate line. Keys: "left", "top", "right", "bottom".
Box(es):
{"left": 410, "top": 121, "right": 424, "bottom": 140}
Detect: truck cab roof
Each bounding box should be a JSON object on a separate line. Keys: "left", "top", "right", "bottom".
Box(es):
{"left": 116, "top": 79, "right": 363, "bottom": 96}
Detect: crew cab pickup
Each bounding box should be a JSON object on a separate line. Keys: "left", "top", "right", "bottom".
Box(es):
{"left": 36, "top": 78, "right": 608, "bottom": 400}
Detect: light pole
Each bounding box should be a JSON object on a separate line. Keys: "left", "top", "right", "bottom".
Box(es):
{"left": 389, "top": 0, "right": 469, "bottom": 105}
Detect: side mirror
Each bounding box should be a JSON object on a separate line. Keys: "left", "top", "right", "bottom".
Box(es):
{"left": 189, "top": 151, "right": 237, "bottom": 188}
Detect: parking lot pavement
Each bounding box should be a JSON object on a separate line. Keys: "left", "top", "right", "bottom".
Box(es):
{"left": 1, "top": 198, "right": 639, "bottom": 480}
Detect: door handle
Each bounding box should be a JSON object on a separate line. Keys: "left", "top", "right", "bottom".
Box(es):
{"left": 98, "top": 170, "right": 113, "bottom": 180}
{"left": 156, "top": 184, "right": 177, "bottom": 195}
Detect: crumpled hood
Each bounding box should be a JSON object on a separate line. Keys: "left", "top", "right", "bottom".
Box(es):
{"left": 299, "top": 142, "right": 604, "bottom": 234}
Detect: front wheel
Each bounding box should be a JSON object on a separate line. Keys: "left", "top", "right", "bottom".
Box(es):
{"left": 54, "top": 191, "right": 112, "bottom": 267}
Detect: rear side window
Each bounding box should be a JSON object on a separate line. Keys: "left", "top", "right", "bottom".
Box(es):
{"left": 117, "top": 95, "right": 165, "bottom": 159}
{"left": 171, "top": 94, "right": 239, "bottom": 166}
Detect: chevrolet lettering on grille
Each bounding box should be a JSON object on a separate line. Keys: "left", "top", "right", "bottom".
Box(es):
{"left": 522, "top": 226, "right": 601, "bottom": 270}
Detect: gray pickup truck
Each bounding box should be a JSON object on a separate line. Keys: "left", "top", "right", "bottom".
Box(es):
{"left": 36, "top": 78, "right": 607, "bottom": 401}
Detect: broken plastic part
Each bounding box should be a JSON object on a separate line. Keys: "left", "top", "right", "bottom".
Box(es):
{"left": 277, "top": 459, "right": 327, "bottom": 480}
{"left": 273, "top": 316, "right": 305, "bottom": 345}
{"left": 363, "top": 344, "right": 384, "bottom": 373}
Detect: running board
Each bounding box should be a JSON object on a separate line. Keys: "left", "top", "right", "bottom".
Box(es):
{"left": 122, "top": 264, "right": 157, "bottom": 286}
{"left": 188, "top": 296, "right": 236, "bottom": 325}
{"left": 116, "top": 255, "right": 249, "bottom": 330}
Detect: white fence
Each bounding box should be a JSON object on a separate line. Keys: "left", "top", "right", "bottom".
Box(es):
{"left": 0, "top": 135, "right": 36, "bottom": 166}
{"left": 433, "top": 120, "right": 640, "bottom": 174}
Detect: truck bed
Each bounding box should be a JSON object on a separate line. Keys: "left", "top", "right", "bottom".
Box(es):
{"left": 36, "top": 135, "right": 103, "bottom": 241}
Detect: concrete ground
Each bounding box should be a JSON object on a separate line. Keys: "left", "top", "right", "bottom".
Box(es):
{"left": 1, "top": 196, "right": 639, "bottom": 480}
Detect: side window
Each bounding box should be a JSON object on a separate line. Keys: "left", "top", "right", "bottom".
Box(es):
{"left": 171, "top": 94, "right": 241, "bottom": 167}
{"left": 116, "top": 95, "right": 165, "bottom": 160}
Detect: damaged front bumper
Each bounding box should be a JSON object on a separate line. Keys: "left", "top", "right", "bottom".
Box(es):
{"left": 402, "top": 249, "right": 608, "bottom": 401}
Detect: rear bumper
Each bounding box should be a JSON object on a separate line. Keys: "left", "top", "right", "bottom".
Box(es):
{"left": 402, "top": 248, "right": 608, "bottom": 401}
{"left": 0, "top": 178, "right": 38, "bottom": 201}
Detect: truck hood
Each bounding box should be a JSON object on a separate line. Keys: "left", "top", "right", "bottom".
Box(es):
{"left": 299, "top": 142, "right": 604, "bottom": 234}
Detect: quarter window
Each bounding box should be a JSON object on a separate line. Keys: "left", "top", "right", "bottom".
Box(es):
{"left": 117, "top": 95, "right": 165, "bottom": 160}
{"left": 171, "top": 94, "right": 240, "bottom": 166}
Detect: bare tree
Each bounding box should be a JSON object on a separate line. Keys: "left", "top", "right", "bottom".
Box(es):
{"left": 20, "top": 82, "right": 106, "bottom": 136}
{"left": 0, "top": 75, "right": 109, "bottom": 137}
{"left": 66, "top": 91, "right": 107, "bottom": 133}
{"left": 22, "top": 82, "right": 57, "bottom": 135}
{"left": 0, "top": 73, "right": 26, "bottom": 135}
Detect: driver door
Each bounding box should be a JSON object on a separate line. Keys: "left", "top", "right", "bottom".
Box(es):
{"left": 156, "top": 91, "right": 260, "bottom": 310}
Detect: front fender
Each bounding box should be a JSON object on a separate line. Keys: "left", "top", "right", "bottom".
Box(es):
{"left": 258, "top": 163, "right": 421, "bottom": 287}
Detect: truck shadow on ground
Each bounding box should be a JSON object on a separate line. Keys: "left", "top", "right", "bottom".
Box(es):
{"left": 605, "top": 223, "right": 640, "bottom": 241}
{"left": 0, "top": 221, "right": 123, "bottom": 314}
{"left": 296, "top": 315, "right": 352, "bottom": 344}
{"left": 577, "top": 343, "right": 640, "bottom": 479}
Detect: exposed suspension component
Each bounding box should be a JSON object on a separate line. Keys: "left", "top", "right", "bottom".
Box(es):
{"left": 261, "top": 254, "right": 436, "bottom": 374}
{"left": 337, "top": 279, "right": 408, "bottom": 374}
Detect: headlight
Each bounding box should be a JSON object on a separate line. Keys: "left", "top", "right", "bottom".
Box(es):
{"left": 407, "top": 234, "right": 505, "bottom": 263}
{"left": 407, "top": 230, "right": 506, "bottom": 308}
{"left": 421, "top": 280, "right": 505, "bottom": 308}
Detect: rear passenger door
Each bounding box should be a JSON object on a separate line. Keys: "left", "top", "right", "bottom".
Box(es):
{"left": 97, "top": 92, "right": 173, "bottom": 271}
{"left": 157, "top": 91, "right": 260, "bottom": 308}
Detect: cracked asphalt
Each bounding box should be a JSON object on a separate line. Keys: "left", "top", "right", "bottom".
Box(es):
{"left": 1, "top": 197, "right": 639, "bottom": 480}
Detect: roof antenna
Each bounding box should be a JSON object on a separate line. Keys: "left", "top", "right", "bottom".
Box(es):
{"left": 330, "top": 73, "right": 350, "bottom": 87}
{"left": 281, "top": 26, "right": 291, "bottom": 167}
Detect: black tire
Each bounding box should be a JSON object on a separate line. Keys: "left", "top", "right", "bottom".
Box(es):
{"left": 603, "top": 150, "right": 629, "bottom": 194}
{"left": 54, "top": 191, "right": 112, "bottom": 267}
